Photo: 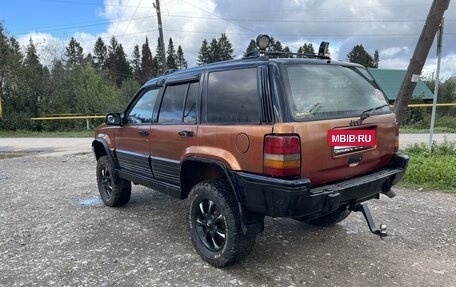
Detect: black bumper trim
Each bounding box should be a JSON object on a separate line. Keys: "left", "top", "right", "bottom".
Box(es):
{"left": 233, "top": 153, "right": 408, "bottom": 218}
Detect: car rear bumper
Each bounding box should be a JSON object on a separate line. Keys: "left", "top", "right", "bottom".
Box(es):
{"left": 232, "top": 153, "right": 409, "bottom": 218}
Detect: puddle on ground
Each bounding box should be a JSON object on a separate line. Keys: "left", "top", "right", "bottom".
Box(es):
{"left": 340, "top": 224, "right": 359, "bottom": 234}
{"left": 0, "top": 152, "right": 30, "bottom": 160}
{"left": 78, "top": 196, "right": 102, "bottom": 207}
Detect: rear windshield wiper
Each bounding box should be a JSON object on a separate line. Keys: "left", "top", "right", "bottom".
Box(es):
{"left": 308, "top": 102, "right": 321, "bottom": 114}
{"left": 360, "top": 104, "right": 389, "bottom": 120}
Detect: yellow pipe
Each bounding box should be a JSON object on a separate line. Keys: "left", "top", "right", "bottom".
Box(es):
{"left": 29, "top": 103, "right": 456, "bottom": 121}
{"left": 406, "top": 103, "right": 456, "bottom": 108}
{"left": 31, "top": 115, "right": 105, "bottom": 120}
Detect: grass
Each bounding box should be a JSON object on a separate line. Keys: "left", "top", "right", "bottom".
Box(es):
{"left": 0, "top": 129, "right": 94, "bottom": 137}
{"left": 401, "top": 115, "right": 456, "bottom": 133}
{"left": 400, "top": 126, "right": 456, "bottom": 134}
{"left": 400, "top": 141, "right": 456, "bottom": 193}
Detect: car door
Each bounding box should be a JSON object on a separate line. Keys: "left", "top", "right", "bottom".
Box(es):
{"left": 149, "top": 80, "right": 199, "bottom": 186}
{"left": 115, "top": 87, "right": 160, "bottom": 179}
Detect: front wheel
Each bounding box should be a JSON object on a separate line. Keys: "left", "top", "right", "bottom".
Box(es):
{"left": 188, "top": 179, "right": 256, "bottom": 267}
{"left": 96, "top": 155, "right": 131, "bottom": 207}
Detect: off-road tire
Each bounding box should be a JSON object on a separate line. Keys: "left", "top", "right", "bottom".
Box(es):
{"left": 96, "top": 155, "right": 131, "bottom": 207}
{"left": 188, "top": 179, "right": 256, "bottom": 268}
{"left": 294, "top": 205, "right": 351, "bottom": 227}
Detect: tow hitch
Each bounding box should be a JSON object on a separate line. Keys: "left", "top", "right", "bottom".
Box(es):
{"left": 352, "top": 203, "right": 387, "bottom": 237}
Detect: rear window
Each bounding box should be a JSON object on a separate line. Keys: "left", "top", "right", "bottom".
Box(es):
{"left": 282, "top": 64, "right": 390, "bottom": 120}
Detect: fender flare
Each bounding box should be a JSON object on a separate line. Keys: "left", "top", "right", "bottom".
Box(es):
{"left": 92, "top": 139, "right": 119, "bottom": 169}
{"left": 181, "top": 157, "right": 265, "bottom": 236}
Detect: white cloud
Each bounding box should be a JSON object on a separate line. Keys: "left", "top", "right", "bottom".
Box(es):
{"left": 14, "top": 0, "right": 456, "bottom": 78}
{"left": 17, "top": 32, "right": 65, "bottom": 65}
{"left": 380, "top": 46, "right": 409, "bottom": 58}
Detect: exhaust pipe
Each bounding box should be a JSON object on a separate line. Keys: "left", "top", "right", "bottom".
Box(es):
{"left": 381, "top": 177, "right": 396, "bottom": 198}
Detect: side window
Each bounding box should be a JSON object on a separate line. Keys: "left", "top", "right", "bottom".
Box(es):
{"left": 207, "top": 68, "right": 260, "bottom": 123}
{"left": 127, "top": 88, "right": 159, "bottom": 124}
{"left": 184, "top": 82, "right": 198, "bottom": 124}
{"left": 158, "top": 84, "right": 187, "bottom": 124}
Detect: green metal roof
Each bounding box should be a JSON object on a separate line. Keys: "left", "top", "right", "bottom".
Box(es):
{"left": 368, "top": 68, "right": 434, "bottom": 101}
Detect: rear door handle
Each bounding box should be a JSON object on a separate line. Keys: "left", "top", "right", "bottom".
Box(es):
{"left": 137, "top": 130, "right": 149, "bottom": 136}
{"left": 178, "top": 130, "right": 194, "bottom": 137}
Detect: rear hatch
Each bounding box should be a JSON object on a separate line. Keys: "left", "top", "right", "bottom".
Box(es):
{"left": 274, "top": 62, "right": 397, "bottom": 186}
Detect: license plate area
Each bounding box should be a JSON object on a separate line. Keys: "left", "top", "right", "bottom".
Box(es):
{"left": 328, "top": 129, "right": 376, "bottom": 156}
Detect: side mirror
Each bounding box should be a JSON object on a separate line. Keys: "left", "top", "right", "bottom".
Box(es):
{"left": 105, "top": 113, "right": 122, "bottom": 126}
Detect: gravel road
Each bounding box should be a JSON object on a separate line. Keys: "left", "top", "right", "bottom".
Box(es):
{"left": 0, "top": 150, "right": 455, "bottom": 286}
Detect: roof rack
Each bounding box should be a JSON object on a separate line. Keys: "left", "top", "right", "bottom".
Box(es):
{"left": 243, "top": 35, "right": 331, "bottom": 60}
{"left": 244, "top": 51, "right": 330, "bottom": 60}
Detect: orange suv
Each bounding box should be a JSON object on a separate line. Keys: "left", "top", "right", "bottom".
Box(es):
{"left": 92, "top": 35, "right": 408, "bottom": 267}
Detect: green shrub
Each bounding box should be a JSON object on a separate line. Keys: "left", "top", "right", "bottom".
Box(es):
{"left": 402, "top": 141, "right": 456, "bottom": 191}
{"left": 401, "top": 115, "right": 456, "bottom": 133}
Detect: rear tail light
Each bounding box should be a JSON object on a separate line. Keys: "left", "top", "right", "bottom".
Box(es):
{"left": 264, "top": 135, "right": 301, "bottom": 177}
{"left": 394, "top": 122, "right": 399, "bottom": 153}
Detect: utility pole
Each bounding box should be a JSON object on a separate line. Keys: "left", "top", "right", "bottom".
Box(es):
{"left": 429, "top": 19, "right": 445, "bottom": 149}
{"left": 393, "top": 0, "right": 450, "bottom": 124}
{"left": 154, "top": 0, "right": 167, "bottom": 72}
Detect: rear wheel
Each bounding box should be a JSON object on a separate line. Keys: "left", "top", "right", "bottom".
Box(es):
{"left": 96, "top": 155, "right": 131, "bottom": 207}
{"left": 188, "top": 179, "right": 256, "bottom": 267}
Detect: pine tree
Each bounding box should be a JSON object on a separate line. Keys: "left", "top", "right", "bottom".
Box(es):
{"left": 65, "top": 37, "right": 84, "bottom": 67}
{"left": 176, "top": 45, "right": 187, "bottom": 69}
{"left": 85, "top": 52, "right": 93, "bottom": 66}
{"left": 166, "top": 38, "right": 177, "bottom": 69}
{"left": 93, "top": 37, "right": 107, "bottom": 70}
{"left": 270, "top": 39, "right": 283, "bottom": 53}
{"left": 209, "top": 38, "right": 220, "bottom": 63}
{"left": 23, "top": 38, "right": 48, "bottom": 116}
{"left": 106, "top": 37, "right": 119, "bottom": 84}
{"left": 0, "top": 25, "right": 12, "bottom": 119}
{"left": 298, "top": 43, "right": 315, "bottom": 57}
{"left": 218, "top": 33, "right": 234, "bottom": 61}
{"left": 107, "top": 36, "right": 131, "bottom": 86}
{"left": 282, "top": 46, "right": 292, "bottom": 58}
{"left": 197, "top": 39, "right": 210, "bottom": 65}
{"left": 347, "top": 44, "right": 378, "bottom": 68}
{"left": 115, "top": 43, "right": 131, "bottom": 84}
{"left": 266, "top": 37, "right": 284, "bottom": 58}
{"left": 24, "top": 38, "right": 41, "bottom": 70}
{"left": 373, "top": 50, "right": 379, "bottom": 68}
{"left": 0, "top": 26, "right": 25, "bottom": 122}
{"left": 131, "top": 44, "right": 141, "bottom": 82}
{"left": 141, "top": 37, "right": 156, "bottom": 82}
{"left": 244, "top": 40, "right": 258, "bottom": 56}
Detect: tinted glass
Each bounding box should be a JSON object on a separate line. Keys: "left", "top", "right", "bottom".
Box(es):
{"left": 284, "top": 65, "right": 389, "bottom": 120}
{"left": 127, "top": 88, "right": 159, "bottom": 124}
{"left": 207, "top": 68, "right": 259, "bottom": 123}
{"left": 184, "top": 82, "right": 198, "bottom": 124}
{"left": 158, "top": 84, "right": 187, "bottom": 124}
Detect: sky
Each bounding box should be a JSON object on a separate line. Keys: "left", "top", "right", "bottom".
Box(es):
{"left": 1, "top": 0, "right": 455, "bottom": 80}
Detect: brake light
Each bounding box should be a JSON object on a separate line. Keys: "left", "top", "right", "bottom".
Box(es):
{"left": 264, "top": 135, "right": 301, "bottom": 177}
{"left": 394, "top": 122, "right": 399, "bottom": 153}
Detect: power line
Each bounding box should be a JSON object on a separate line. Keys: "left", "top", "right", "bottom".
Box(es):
{"left": 111, "top": 0, "right": 132, "bottom": 38}
{"left": 162, "top": 14, "right": 456, "bottom": 24}
{"left": 11, "top": 12, "right": 456, "bottom": 37}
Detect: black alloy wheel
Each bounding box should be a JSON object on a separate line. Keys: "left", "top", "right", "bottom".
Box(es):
{"left": 99, "top": 165, "right": 113, "bottom": 199}
{"left": 194, "top": 199, "right": 227, "bottom": 252}
{"left": 188, "top": 179, "right": 256, "bottom": 267}
{"left": 96, "top": 155, "right": 131, "bottom": 207}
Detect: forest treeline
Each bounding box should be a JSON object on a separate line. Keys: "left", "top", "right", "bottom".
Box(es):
{"left": 1, "top": 22, "right": 454, "bottom": 131}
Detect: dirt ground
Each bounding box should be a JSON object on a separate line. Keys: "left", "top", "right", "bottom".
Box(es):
{"left": 0, "top": 152, "right": 455, "bottom": 287}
